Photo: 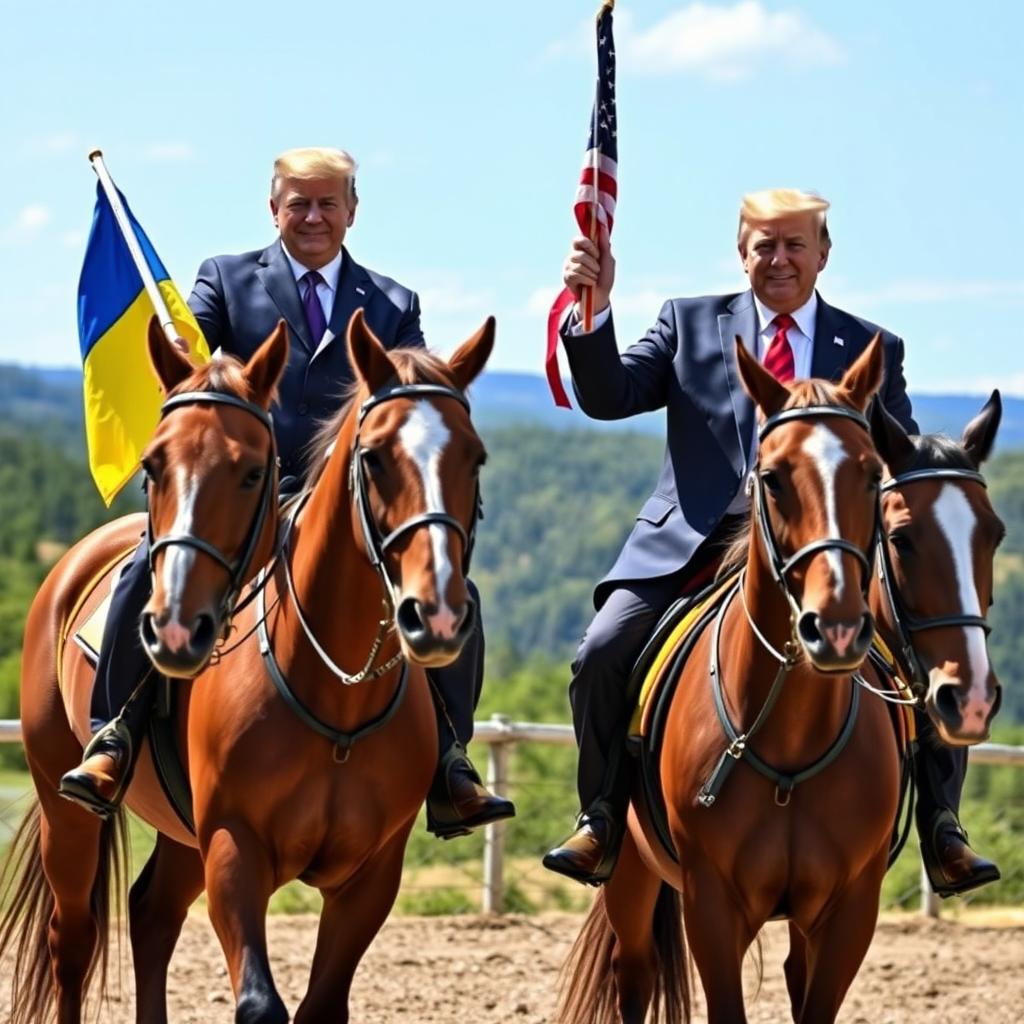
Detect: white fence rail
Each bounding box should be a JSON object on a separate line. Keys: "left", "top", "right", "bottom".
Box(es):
{"left": 3, "top": 715, "right": 1021, "bottom": 917}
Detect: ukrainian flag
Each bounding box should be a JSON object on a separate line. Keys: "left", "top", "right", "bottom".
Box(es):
{"left": 77, "top": 184, "right": 209, "bottom": 505}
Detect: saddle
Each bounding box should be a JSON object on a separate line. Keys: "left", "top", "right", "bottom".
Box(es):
{"left": 626, "top": 572, "right": 917, "bottom": 867}
{"left": 61, "top": 548, "right": 196, "bottom": 837}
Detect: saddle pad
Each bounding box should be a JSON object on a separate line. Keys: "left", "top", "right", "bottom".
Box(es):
{"left": 628, "top": 576, "right": 737, "bottom": 739}
{"left": 72, "top": 591, "right": 113, "bottom": 666}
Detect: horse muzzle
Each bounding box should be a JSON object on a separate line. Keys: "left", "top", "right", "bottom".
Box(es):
{"left": 797, "top": 610, "right": 874, "bottom": 673}
{"left": 141, "top": 606, "right": 220, "bottom": 678}
{"left": 926, "top": 674, "right": 1002, "bottom": 746}
{"left": 395, "top": 595, "right": 476, "bottom": 667}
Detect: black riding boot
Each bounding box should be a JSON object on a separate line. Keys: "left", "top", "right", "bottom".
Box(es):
{"left": 58, "top": 673, "right": 157, "bottom": 818}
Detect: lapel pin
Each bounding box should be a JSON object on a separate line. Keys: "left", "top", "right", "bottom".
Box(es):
{"left": 833, "top": 336, "right": 844, "bottom": 347}
{"left": 355, "top": 286, "right": 366, "bottom": 296}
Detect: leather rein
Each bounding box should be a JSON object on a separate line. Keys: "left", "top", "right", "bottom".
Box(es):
{"left": 253, "top": 380, "right": 480, "bottom": 760}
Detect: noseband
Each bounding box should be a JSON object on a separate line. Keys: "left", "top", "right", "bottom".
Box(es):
{"left": 877, "top": 466, "right": 991, "bottom": 692}
{"left": 147, "top": 391, "right": 277, "bottom": 633}
{"left": 752, "top": 405, "right": 879, "bottom": 623}
{"left": 350, "top": 382, "right": 483, "bottom": 606}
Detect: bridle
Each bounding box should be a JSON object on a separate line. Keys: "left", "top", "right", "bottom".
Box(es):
{"left": 350, "top": 381, "right": 483, "bottom": 606}
{"left": 146, "top": 390, "right": 277, "bottom": 638}
{"left": 251, "top": 378, "right": 483, "bottom": 760}
{"left": 751, "top": 405, "right": 880, "bottom": 630}
{"left": 876, "top": 465, "right": 991, "bottom": 694}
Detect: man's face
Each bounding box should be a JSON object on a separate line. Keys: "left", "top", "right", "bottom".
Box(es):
{"left": 270, "top": 176, "right": 355, "bottom": 269}
{"left": 739, "top": 212, "right": 829, "bottom": 313}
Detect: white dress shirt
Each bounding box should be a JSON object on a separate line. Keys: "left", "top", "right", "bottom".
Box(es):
{"left": 281, "top": 244, "right": 343, "bottom": 336}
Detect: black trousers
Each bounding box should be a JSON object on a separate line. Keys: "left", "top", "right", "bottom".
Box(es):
{"left": 914, "top": 710, "right": 969, "bottom": 827}
{"left": 90, "top": 533, "right": 485, "bottom": 753}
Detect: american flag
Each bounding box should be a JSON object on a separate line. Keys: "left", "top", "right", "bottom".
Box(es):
{"left": 546, "top": 0, "right": 618, "bottom": 408}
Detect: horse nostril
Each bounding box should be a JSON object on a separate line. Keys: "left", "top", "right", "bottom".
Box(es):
{"left": 798, "top": 611, "right": 823, "bottom": 648}
{"left": 397, "top": 597, "right": 428, "bottom": 638}
{"left": 190, "top": 612, "right": 217, "bottom": 654}
{"left": 934, "top": 683, "right": 962, "bottom": 725}
{"left": 857, "top": 613, "right": 874, "bottom": 647}
{"left": 141, "top": 612, "right": 159, "bottom": 651}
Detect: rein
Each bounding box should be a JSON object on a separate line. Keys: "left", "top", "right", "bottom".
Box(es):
{"left": 254, "top": 379, "right": 478, "bottom": 756}
{"left": 876, "top": 466, "right": 991, "bottom": 694}
{"left": 698, "top": 404, "right": 875, "bottom": 808}
{"left": 146, "top": 390, "right": 278, "bottom": 639}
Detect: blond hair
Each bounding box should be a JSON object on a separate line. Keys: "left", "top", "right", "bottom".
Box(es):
{"left": 271, "top": 147, "right": 358, "bottom": 202}
{"left": 738, "top": 189, "right": 830, "bottom": 249}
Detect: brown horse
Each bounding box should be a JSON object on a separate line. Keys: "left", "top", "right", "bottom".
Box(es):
{"left": 869, "top": 392, "right": 1004, "bottom": 744}
{"left": 559, "top": 336, "right": 940, "bottom": 1024}
{"left": 2, "top": 309, "right": 494, "bottom": 1024}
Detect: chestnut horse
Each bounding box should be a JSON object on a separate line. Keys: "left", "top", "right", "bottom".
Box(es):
{"left": 2, "top": 309, "right": 494, "bottom": 1024}
{"left": 557, "top": 336, "right": 996, "bottom": 1024}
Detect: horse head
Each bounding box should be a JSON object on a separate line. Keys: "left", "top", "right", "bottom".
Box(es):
{"left": 141, "top": 318, "right": 288, "bottom": 677}
{"left": 736, "top": 334, "right": 886, "bottom": 672}
{"left": 346, "top": 309, "right": 494, "bottom": 668}
{"left": 870, "top": 391, "right": 1004, "bottom": 744}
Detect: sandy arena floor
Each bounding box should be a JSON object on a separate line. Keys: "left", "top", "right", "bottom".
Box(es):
{"left": 2, "top": 911, "right": 1022, "bottom": 1022}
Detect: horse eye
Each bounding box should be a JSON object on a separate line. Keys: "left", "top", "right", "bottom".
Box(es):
{"left": 761, "top": 470, "right": 782, "bottom": 496}
{"left": 362, "top": 449, "right": 385, "bottom": 477}
{"left": 141, "top": 457, "right": 157, "bottom": 483}
{"left": 888, "top": 532, "right": 914, "bottom": 556}
{"left": 242, "top": 466, "right": 265, "bottom": 490}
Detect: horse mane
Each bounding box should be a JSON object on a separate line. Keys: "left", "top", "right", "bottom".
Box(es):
{"left": 167, "top": 353, "right": 256, "bottom": 402}
{"left": 716, "top": 379, "right": 848, "bottom": 580}
{"left": 302, "top": 347, "right": 458, "bottom": 486}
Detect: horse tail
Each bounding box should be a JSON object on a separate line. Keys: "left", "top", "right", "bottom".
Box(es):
{"left": 556, "top": 884, "right": 691, "bottom": 1024}
{"left": 652, "top": 883, "right": 691, "bottom": 1024}
{"left": 0, "top": 799, "right": 129, "bottom": 1024}
{"left": 556, "top": 887, "right": 618, "bottom": 1024}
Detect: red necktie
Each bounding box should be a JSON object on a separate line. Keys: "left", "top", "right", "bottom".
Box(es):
{"left": 764, "top": 313, "right": 796, "bottom": 383}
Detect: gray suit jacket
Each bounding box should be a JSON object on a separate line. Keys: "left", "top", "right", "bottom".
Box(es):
{"left": 188, "top": 241, "right": 423, "bottom": 481}
{"left": 561, "top": 290, "right": 917, "bottom": 608}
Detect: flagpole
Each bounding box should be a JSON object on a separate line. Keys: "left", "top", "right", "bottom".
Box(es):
{"left": 87, "top": 149, "right": 180, "bottom": 347}
{"left": 582, "top": 0, "right": 614, "bottom": 332}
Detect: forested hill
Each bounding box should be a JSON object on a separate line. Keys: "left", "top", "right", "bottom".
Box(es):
{"left": 2, "top": 364, "right": 1024, "bottom": 726}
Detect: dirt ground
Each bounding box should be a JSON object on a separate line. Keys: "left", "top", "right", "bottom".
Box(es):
{"left": 2, "top": 911, "right": 1022, "bottom": 1022}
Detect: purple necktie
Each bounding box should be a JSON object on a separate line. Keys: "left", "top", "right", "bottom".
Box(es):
{"left": 300, "top": 270, "right": 327, "bottom": 348}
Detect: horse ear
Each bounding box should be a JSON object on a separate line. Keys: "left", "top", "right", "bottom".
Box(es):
{"left": 347, "top": 308, "right": 397, "bottom": 392}
{"left": 839, "top": 333, "right": 884, "bottom": 411}
{"left": 147, "top": 316, "right": 194, "bottom": 394}
{"left": 962, "top": 389, "right": 1001, "bottom": 467}
{"left": 244, "top": 320, "right": 289, "bottom": 409}
{"left": 448, "top": 316, "right": 495, "bottom": 390}
{"left": 869, "top": 396, "right": 915, "bottom": 473}
{"left": 735, "top": 335, "right": 789, "bottom": 417}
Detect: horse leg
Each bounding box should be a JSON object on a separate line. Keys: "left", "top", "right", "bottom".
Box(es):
{"left": 36, "top": 798, "right": 104, "bottom": 1024}
{"left": 783, "top": 921, "right": 808, "bottom": 1022}
{"left": 293, "top": 830, "right": 409, "bottom": 1024}
{"left": 203, "top": 823, "right": 288, "bottom": 1024}
{"left": 604, "top": 830, "right": 667, "bottom": 1024}
{"left": 129, "top": 833, "right": 205, "bottom": 1024}
{"left": 797, "top": 865, "right": 885, "bottom": 1024}
{"left": 682, "top": 867, "right": 754, "bottom": 1024}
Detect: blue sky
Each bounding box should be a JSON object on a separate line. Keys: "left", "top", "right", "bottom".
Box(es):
{"left": 2, "top": 0, "right": 1022, "bottom": 395}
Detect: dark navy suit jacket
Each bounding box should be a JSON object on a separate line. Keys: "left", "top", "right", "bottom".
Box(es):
{"left": 187, "top": 240, "right": 424, "bottom": 481}
{"left": 561, "top": 290, "right": 918, "bottom": 608}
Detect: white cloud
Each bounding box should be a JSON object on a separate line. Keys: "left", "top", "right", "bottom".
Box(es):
{"left": 142, "top": 141, "right": 195, "bottom": 162}
{"left": 1, "top": 204, "right": 53, "bottom": 243}
{"left": 21, "top": 132, "right": 79, "bottom": 156}
{"left": 62, "top": 229, "right": 86, "bottom": 249}
{"left": 551, "top": 2, "right": 843, "bottom": 81}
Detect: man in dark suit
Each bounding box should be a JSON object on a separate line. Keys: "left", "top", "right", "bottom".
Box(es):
{"left": 541, "top": 189, "right": 998, "bottom": 895}
{"left": 61, "top": 147, "right": 513, "bottom": 839}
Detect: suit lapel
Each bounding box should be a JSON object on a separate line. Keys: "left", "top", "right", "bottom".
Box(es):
{"left": 810, "top": 294, "right": 851, "bottom": 382}
{"left": 314, "top": 248, "right": 375, "bottom": 364}
{"left": 256, "top": 242, "right": 312, "bottom": 353}
{"left": 716, "top": 291, "right": 758, "bottom": 475}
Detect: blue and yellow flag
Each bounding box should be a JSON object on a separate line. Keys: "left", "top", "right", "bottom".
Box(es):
{"left": 77, "top": 184, "right": 209, "bottom": 505}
